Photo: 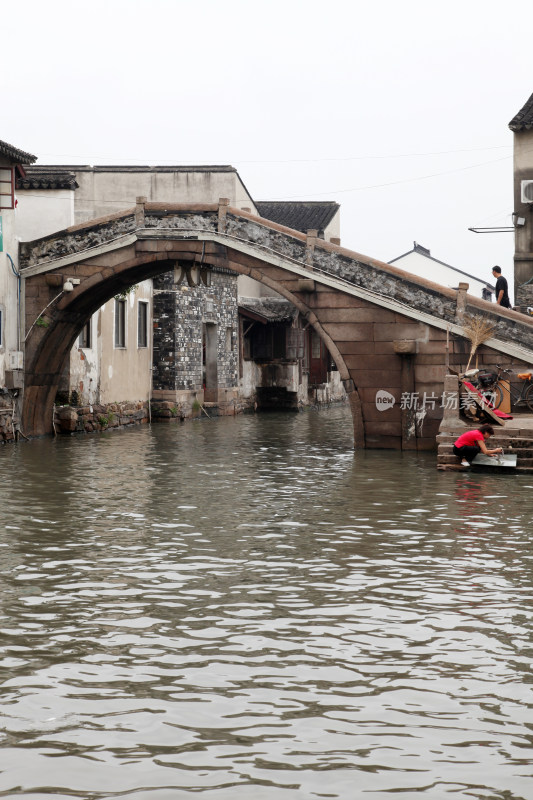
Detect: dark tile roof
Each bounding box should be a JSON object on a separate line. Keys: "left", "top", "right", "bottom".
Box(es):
{"left": 17, "top": 170, "right": 78, "bottom": 190}
{"left": 256, "top": 201, "right": 339, "bottom": 235}
{"left": 509, "top": 92, "right": 533, "bottom": 131}
{"left": 239, "top": 297, "right": 297, "bottom": 323}
{"left": 0, "top": 139, "right": 36, "bottom": 164}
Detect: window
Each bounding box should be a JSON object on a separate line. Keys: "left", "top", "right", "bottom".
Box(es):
{"left": 0, "top": 168, "right": 14, "bottom": 209}
{"left": 138, "top": 301, "right": 148, "bottom": 348}
{"left": 114, "top": 299, "right": 126, "bottom": 347}
{"left": 79, "top": 319, "right": 91, "bottom": 348}
{"left": 286, "top": 328, "right": 305, "bottom": 360}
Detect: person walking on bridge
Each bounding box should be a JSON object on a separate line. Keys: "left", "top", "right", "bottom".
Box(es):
{"left": 492, "top": 266, "right": 512, "bottom": 309}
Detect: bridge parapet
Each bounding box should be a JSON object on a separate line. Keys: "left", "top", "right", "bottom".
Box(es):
{"left": 19, "top": 209, "right": 138, "bottom": 270}
{"left": 225, "top": 210, "right": 533, "bottom": 356}
{"left": 19, "top": 203, "right": 533, "bottom": 357}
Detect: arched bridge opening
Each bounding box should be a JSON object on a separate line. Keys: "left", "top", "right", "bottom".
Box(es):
{"left": 22, "top": 228, "right": 361, "bottom": 441}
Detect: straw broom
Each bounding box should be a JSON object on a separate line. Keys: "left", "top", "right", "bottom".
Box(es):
{"left": 462, "top": 316, "right": 496, "bottom": 374}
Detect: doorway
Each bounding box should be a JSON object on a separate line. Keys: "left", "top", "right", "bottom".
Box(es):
{"left": 202, "top": 323, "right": 218, "bottom": 402}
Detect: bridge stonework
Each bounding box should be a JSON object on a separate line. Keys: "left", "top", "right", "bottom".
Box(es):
{"left": 19, "top": 203, "right": 533, "bottom": 447}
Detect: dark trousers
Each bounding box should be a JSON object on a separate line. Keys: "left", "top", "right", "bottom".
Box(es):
{"left": 453, "top": 444, "right": 480, "bottom": 463}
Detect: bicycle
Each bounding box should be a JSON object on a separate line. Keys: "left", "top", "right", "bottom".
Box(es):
{"left": 471, "top": 365, "right": 533, "bottom": 412}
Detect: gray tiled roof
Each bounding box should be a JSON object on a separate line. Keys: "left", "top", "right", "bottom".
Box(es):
{"left": 0, "top": 139, "right": 36, "bottom": 164}
{"left": 238, "top": 297, "right": 297, "bottom": 323}
{"left": 17, "top": 170, "right": 78, "bottom": 190}
{"left": 509, "top": 92, "right": 533, "bottom": 131}
{"left": 256, "top": 201, "right": 339, "bottom": 235}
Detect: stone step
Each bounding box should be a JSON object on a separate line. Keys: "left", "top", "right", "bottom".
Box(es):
{"left": 438, "top": 445, "right": 533, "bottom": 457}
{"left": 438, "top": 434, "right": 533, "bottom": 445}
{"left": 438, "top": 440, "right": 533, "bottom": 448}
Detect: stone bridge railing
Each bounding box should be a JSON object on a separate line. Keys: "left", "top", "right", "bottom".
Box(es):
{"left": 19, "top": 202, "right": 533, "bottom": 359}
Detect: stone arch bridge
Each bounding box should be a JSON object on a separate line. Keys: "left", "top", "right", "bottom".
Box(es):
{"left": 19, "top": 200, "right": 533, "bottom": 448}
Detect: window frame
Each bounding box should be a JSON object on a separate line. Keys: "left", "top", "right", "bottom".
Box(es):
{"left": 0, "top": 167, "right": 15, "bottom": 210}
{"left": 137, "top": 300, "right": 149, "bottom": 348}
{"left": 79, "top": 319, "right": 92, "bottom": 349}
{"left": 114, "top": 298, "right": 127, "bottom": 348}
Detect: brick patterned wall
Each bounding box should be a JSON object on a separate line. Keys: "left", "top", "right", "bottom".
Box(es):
{"left": 152, "top": 268, "right": 238, "bottom": 393}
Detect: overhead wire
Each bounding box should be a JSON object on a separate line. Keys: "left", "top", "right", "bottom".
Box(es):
{"left": 269, "top": 154, "right": 513, "bottom": 200}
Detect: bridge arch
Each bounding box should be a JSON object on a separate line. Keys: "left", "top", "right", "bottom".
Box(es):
{"left": 22, "top": 232, "right": 363, "bottom": 442}
{"left": 20, "top": 203, "right": 533, "bottom": 447}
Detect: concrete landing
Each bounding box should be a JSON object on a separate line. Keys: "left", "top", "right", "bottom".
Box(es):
{"left": 472, "top": 453, "right": 518, "bottom": 468}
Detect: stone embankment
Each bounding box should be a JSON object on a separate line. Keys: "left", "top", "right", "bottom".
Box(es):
{"left": 52, "top": 397, "right": 253, "bottom": 434}
{"left": 0, "top": 399, "right": 17, "bottom": 442}
{"left": 150, "top": 398, "right": 251, "bottom": 421}
{"left": 54, "top": 401, "right": 149, "bottom": 434}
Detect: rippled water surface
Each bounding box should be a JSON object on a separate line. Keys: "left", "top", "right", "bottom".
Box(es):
{"left": 1, "top": 407, "right": 533, "bottom": 799}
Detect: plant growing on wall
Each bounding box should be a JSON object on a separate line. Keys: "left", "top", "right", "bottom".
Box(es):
{"left": 114, "top": 285, "right": 138, "bottom": 301}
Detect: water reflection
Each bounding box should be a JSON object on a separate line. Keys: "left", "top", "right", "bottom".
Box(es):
{"left": 1, "top": 408, "right": 532, "bottom": 799}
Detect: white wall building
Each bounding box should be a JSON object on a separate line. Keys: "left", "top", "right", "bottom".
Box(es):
{"left": 0, "top": 139, "right": 36, "bottom": 395}
{"left": 509, "top": 91, "right": 533, "bottom": 308}
{"left": 389, "top": 242, "right": 494, "bottom": 301}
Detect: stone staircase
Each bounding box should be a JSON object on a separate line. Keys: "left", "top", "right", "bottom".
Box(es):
{"left": 437, "top": 427, "right": 533, "bottom": 473}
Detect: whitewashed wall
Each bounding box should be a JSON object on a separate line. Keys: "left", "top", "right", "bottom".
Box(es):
{"left": 389, "top": 250, "right": 492, "bottom": 300}
{"left": 0, "top": 159, "right": 23, "bottom": 386}
{"left": 16, "top": 189, "right": 74, "bottom": 242}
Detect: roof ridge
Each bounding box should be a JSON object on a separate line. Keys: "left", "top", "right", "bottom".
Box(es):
{"left": 0, "top": 138, "right": 37, "bottom": 164}
{"left": 509, "top": 91, "right": 533, "bottom": 131}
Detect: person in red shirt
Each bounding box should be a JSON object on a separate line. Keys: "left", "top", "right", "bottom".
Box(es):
{"left": 453, "top": 424, "right": 503, "bottom": 467}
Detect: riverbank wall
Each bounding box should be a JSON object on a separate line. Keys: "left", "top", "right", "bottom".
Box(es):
{"left": 0, "top": 397, "right": 17, "bottom": 442}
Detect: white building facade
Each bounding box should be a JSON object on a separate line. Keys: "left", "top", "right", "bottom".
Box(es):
{"left": 389, "top": 242, "right": 494, "bottom": 301}
{"left": 0, "top": 140, "right": 36, "bottom": 406}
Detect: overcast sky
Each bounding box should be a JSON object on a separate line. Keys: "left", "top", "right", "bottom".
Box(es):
{"left": 2, "top": 0, "right": 532, "bottom": 291}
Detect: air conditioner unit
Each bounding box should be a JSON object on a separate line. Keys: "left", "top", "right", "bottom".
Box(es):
{"left": 520, "top": 180, "right": 533, "bottom": 203}
{"left": 8, "top": 351, "right": 23, "bottom": 370}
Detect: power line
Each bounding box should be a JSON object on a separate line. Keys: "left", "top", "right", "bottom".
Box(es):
{"left": 235, "top": 145, "right": 512, "bottom": 164}
{"left": 268, "top": 154, "right": 512, "bottom": 200}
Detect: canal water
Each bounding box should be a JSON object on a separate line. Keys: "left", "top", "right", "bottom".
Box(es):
{"left": 1, "top": 407, "right": 532, "bottom": 800}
